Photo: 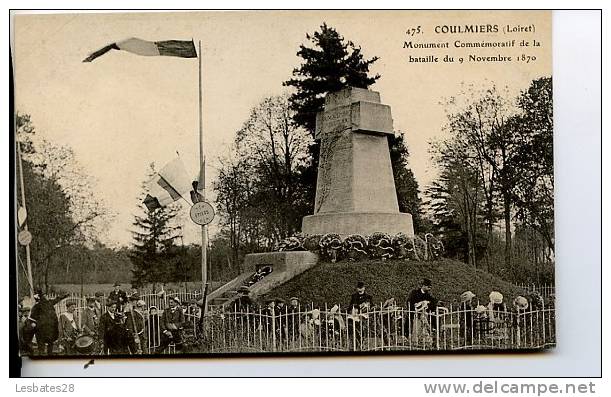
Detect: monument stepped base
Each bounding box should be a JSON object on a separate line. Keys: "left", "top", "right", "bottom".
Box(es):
{"left": 302, "top": 212, "right": 414, "bottom": 237}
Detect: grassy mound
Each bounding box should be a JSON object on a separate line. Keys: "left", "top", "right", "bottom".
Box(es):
{"left": 261, "top": 258, "right": 525, "bottom": 308}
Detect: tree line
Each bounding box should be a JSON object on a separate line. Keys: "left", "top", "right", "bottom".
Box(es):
{"left": 427, "top": 78, "right": 554, "bottom": 283}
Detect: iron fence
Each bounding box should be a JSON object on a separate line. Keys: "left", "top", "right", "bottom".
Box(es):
{"left": 31, "top": 290, "right": 555, "bottom": 355}
{"left": 514, "top": 283, "right": 555, "bottom": 299}
{"left": 200, "top": 303, "right": 555, "bottom": 353}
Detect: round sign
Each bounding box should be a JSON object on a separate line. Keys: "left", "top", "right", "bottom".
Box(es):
{"left": 18, "top": 230, "right": 32, "bottom": 246}
{"left": 190, "top": 201, "right": 215, "bottom": 225}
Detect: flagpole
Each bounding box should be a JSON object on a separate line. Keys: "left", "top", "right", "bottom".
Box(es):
{"left": 17, "top": 140, "right": 34, "bottom": 297}
{"left": 198, "top": 40, "right": 208, "bottom": 315}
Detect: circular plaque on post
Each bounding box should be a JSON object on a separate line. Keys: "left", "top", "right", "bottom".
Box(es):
{"left": 190, "top": 201, "right": 215, "bottom": 225}
{"left": 18, "top": 230, "right": 32, "bottom": 246}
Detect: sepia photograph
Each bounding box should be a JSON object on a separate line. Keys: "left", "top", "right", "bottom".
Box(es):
{"left": 12, "top": 10, "right": 555, "bottom": 358}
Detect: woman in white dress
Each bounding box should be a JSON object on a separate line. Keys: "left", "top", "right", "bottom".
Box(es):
{"left": 411, "top": 300, "right": 433, "bottom": 348}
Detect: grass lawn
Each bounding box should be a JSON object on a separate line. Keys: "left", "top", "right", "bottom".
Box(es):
{"left": 261, "top": 258, "right": 526, "bottom": 308}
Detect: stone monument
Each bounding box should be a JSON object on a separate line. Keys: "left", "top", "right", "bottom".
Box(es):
{"left": 301, "top": 87, "right": 414, "bottom": 237}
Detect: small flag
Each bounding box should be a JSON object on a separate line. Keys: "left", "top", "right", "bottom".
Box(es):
{"left": 83, "top": 38, "right": 197, "bottom": 62}
{"left": 143, "top": 194, "right": 162, "bottom": 212}
{"left": 143, "top": 157, "right": 192, "bottom": 211}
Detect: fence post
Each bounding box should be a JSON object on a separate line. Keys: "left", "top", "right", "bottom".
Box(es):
{"left": 541, "top": 299, "right": 546, "bottom": 346}
{"left": 271, "top": 307, "right": 276, "bottom": 352}
{"left": 435, "top": 310, "right": 440, "bottom": 350}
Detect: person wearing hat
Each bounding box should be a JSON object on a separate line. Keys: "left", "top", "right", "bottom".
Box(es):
{"left": 258, "top": 298, "right": 278, "bottom": 343}
{"left": 58, "top": 301, "right": 80, "bottom": 354}
{"left": 286, "top": 297, "right": 301, "bottom": 341}
{"left": 512, "top": 296, "right": 530, "bottom": 346}
{"left": 273, "top": 298, "right": 288, "bottom": 341}
{"left": 93, "top": 291, "right": 104, "bottom": 319}
{"left": 288, "top": 296, "right": 300, "bottom": 311}
{"left": 128, "top": 288, "right": 139, "bottom": 299}
{"left": 486, "top": 291, "right": 508, "bottom": 341}
{"left": 146, "top": 306, "right": 160, "bottom": 352}
{"left": 459, "top": 291, "right": 476, "bottom": 345}
{"left": 233, "top": 286, "right": 254, "bottom": 312}
{"left": 108, "top": 283, "right": 127, "bottom": 311}
{"left": 81, "top": 297, "right": 99, "bottom": 337}
{"left": 28, "top": 288, "right": 68, "bottom": 355}
{"left": 98, "top": 300, "right": 129, "bottom": 354}
{"left": 349, "top": 281, "right": 373, "bottom": 313}
{"left": 411, "top": 300, "right": 433, "bottom": 347}
{"left": 405, "top": 278, "right": 438, "bottom": 337}
{"left": 380, "top": 298, "right": 401, "bottom": 345}
{"left": 155, "top": 296, "right": 185, "bottom": 354}
{"left": 19, "top": 303, "right": 35, "bottom": 355}
{"left": 276, "top": 298, "right": 286, "bottom": 313}
{"left": 347, "top": 282, "right": 372, "bottom": 348}
{"left": 124, "top": 293, "right": 145, "bottom": 354}
{"left": 487, "top": 291, "right": 506, "bottom": 317}
{"left": 513, "top": 296, "right": 529, "bottom": 311}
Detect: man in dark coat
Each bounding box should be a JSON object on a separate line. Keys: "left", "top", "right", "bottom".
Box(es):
{"left": 347, "top": 282, "right": 372, "bottom": 349}
{"left": 349, "top": 281, "right": 373, "bottom": 312}
{"left": 81, "top": 297, "right": 99, "bottom": 337}
{"left": 108, "top": 283, "right": 128, "bottom": 310}
{"left": 233, "top": 286, "right": 255, "bottom": 312}
{"left": 125, "top": 294, "right": 146, "bottom": 354}
{"left": 156, "top": 297, "right": 185, "bottom": 353}
{"left": 98, "top": 300, "right": 129, "bottom": 354}
{"left": 286, "top": 297, "right": 301, "bottom": 341}
{"left": 405, "top": 278, "right": 438, "bottom": 336}
{"left": 29, "top": 289, "right": 68, "bottom": 355}
{"left": 19, "top": 304, "right": 35, "bottom": 355}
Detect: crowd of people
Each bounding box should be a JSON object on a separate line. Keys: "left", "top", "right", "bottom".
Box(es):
{"left": 227, "top": 279, "right": 548, "bottom": 349}
{"left": 18, "top": 283, "right": 195, "bottom": 356}
{"left": 18, "top": 279, "right": 550, "bottom": 354}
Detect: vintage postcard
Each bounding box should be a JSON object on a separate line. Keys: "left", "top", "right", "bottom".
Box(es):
{"left": 12, "top": 10, "right": 554, "bottom": 357}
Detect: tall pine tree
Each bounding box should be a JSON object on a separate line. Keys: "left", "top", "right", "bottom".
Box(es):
{"left": 284, "top": 23, "right": 423, "bottom": 231}
{"left": 284, "top": 23, "right": 380, "bottom": 133}
{"left": 130, "top": 163, "right": 181, "bottom": 288}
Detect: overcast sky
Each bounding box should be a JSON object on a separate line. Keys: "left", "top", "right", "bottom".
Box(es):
{"left": 13, "top": 11, "right": 551, "bottom": 246}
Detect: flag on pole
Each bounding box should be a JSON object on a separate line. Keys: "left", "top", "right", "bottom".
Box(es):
{"left": 83, "top": 38, "right": 197, "bottom": 62}
{"left": 143, "top": 157, "right": 193, "bottom": 211}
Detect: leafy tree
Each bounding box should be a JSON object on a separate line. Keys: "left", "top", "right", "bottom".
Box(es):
{"left": 428, "top": 139, "right": 488, "bottom": 267}
{"left": 511, "top": 77, "right": 554, "bottom": 252}
{"left": 214, "top": 95, "right": 313, "bottom": 259}
{"left": 430, "top": 78, "right": 554, "bottom": 279}
{"left": 214, "top": 153, "right": 250, "bottom": 269}
{"left": 442, "top": 84, "right": 517, "bottom": 269}
{"left": 129, "top": 164, "right": 182, "bottom": 288}
{"left": 16, "top": 113, "right": 108, "bottom": 293}
{"left": 17, "top": 157, "right": 75, "bottom": 293}
{"left": 235, "top": 95, "right": 312, "bottom": 240}
{"left": 284, "top": 23, "right": 423, "bottom": 229}
{"left": 389, "top": 133, "right": 424, "bottom": 232}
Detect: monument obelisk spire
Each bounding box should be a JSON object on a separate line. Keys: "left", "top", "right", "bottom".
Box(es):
{"left": 302, "top": 87, "right": 414, "bottom": 237}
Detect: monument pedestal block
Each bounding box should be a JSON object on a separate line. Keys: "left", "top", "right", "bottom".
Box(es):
{"left": 302, "top": 212, "right": 414, "bottom": 237}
